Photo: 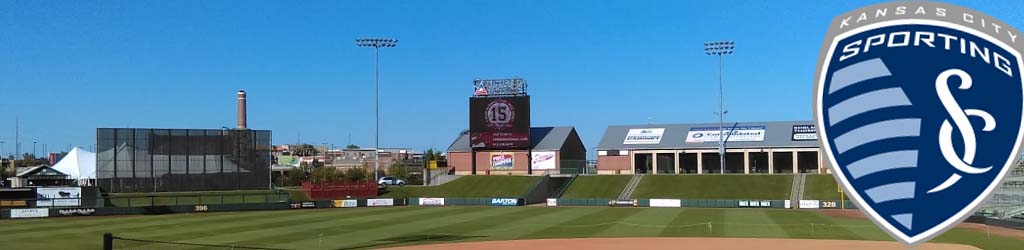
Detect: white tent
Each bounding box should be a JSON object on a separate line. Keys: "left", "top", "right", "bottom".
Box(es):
{"left": 51, "top": 147, "right": 96, "bottom": 184}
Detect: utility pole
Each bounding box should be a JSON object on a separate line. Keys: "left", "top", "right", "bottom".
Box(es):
{"left": 705, "top": 41, "right": 734, "bottom": 174}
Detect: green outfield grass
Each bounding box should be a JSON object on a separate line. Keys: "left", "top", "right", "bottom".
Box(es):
{"left": 802, "top": 174, "right": 843, "bottom": 200}
{"left": 380, "top": 176, "right": 540, "bottom": 199}
{"left": 106, "top": 190, "right": 291, "bottom": 207}
{"left": 631, "top": 175, "right": 794, "bottom": 200}
{"left": 3, "top": 207, "right": 1019, "bottom": 250}
{"left": 560, "top": 175, "right": 632, "bottom": 198}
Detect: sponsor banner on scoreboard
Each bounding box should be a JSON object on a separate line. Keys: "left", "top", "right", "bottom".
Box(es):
{"left": 799, "top": 200, "right": 821, "bottom": 209}
{"left": 470, "top": 96, "right": 531, "bottom": 149}
{"left": 36, "top": 187, "right": 82, "bottom": 207}
{"left": 623, "top": 128, "right": 665, "bottom": 144}
{"left": 419, "top": 198, "right": 445, "bottom": 206}
{"left": 11, "top": 208, "right": 49, "bottom": 218}
{"left": 649, "top": 199, "right": 682, "bottom": 208}
{"left": 368, "top": 198, "right": 394, "bottom": 207}
{"left": 685, "top": 126, "right": 766, "bottom": 143}
{"left": 491, "top": 153, "right": 514, "bottom": 170}
{"left": 333, "top": 200, "right": 358, "bottom": 208}
{"left": 531, "top": 151, "right": 556, "bottom": 170}
{"left": 791, "top": 125, "right": 818, "bottom": 141}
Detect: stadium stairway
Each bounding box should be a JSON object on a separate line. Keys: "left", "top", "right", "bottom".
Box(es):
{"left": 550, "top": 175, "right": 578, "bottom": 198}
{"left": 790, "top": 173, "right": 807, "bottom": 206}
{"left": 618, "top": 175, "right": 644, "bottom": 200}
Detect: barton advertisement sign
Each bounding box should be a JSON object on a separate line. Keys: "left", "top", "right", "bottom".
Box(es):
{"left": 470, "top": 96, "right": 530, "bottom": 149}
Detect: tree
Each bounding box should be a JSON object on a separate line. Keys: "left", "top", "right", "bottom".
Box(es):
{"left": 293, "top": 144, "right": 319, "bottom": 157}
{"left": 388, "top": 162, "right": 409, "bottom": 179}
{"left": 344, "top": 167, "right": 369, "bottom": 182}
{"left": 424, "top": 148, "right": 445, "bottom": 161}
{"left": 282, "top": 167, "right": 309, "bottom": 186}
{"left": 346, "top": 144, "right": 360, "bottom": 149}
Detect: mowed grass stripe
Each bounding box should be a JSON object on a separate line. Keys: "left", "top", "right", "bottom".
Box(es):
{"left": 59, "top": 208, "right": 424, "bottom": 250}
{"left": 592, "top": 207, "right": 680, "bottom": 238}
{"left": 220, "top": 206, "right": 479, "bottom": 247}
{"left": 1, "top": 208, "right": 315, "bottom": 239}
{"left": 659, "top": 208, "right": 725, "bottom": 237}
{"left": 0, "top": 208, "right": 276, "bottom": 235}
{"left": 283, "top": 207, "right": 521, "bottom": 249}
{"left": 522, "top": 208, "right": 643, "bottom": 239}
{"left": 762, "top": 209, "right": 863, "bottom": 240}
{"left": 824, "top": 215, "right": 891, "bottom": 240}
{"left": 340, "top": 207, "right": 557, "bottom": 249}
{"left": 720, "top": 209, "right": 789, "bottom": 238}
{"left": 475, "top": 207, "right": 601, "bottom": 241}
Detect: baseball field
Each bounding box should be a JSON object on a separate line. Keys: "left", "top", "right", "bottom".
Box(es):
{"left": 3, "top": 206, "right": 1021, "bottom": 250}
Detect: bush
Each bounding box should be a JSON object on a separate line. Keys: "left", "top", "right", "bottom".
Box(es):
{"left": 345, "top": 167, "right": 370, "bottom": 182}
{"left": 310, "top": 167, "right": 345, "bottom": 183}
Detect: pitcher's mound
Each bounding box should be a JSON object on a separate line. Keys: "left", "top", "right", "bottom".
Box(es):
{"left": 383, "top": 237, "right": 978, "bottom": 250}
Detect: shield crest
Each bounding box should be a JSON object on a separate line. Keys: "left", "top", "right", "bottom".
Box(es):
{"left": 813, "top": 2, "right": 1024, "bottom": 245}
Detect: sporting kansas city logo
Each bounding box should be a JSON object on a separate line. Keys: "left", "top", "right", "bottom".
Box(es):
{"left": 814, "top": 2, "right": 1024, "bottom": 245}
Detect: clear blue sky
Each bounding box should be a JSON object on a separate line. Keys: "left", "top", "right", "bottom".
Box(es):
{"left": 2, "top": 0, "right": 1023, "bottom": 157}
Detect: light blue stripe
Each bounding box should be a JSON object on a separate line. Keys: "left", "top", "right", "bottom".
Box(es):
{"left": 865, "top": 182, "right": 915, "bottom": 203}
{"left": 892, "top": 213, "right": 913, "bottom": 230}
{"left": 833, "top": 118, "right": 920, "bottom": 153}
{"left": 847, "top": 150, "right": 917, "bottom": 179}
{"left": 829, "top": 58, "right": 892, "bottom": 94}
{"left": 828, "top": 87, "right": 912, "bottom": 126}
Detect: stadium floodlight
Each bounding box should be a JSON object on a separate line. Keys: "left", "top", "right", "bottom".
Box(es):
{"left": 705, "top": 40, "right": 734, "bottom": 174}
{"left": 356, "top": 37, "right": 398, "bottom": 183}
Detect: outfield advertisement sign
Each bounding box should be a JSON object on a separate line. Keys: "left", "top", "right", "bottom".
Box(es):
{"left": 333, "top": 200, "right": 358, "bottom": 208}
{"left": 531, "top": 151, "right": 556, "bottom": 170}
{"left": 623, "top": 128, "right": 665, "bottom": 144}
{"left": 799, "top": 200, "right": 820, "bottom": 209}
{"left": 685, "top": 126, "right": 766, "bottom": 143}
{"left": 368, "top": 199, "right": 394, "bottom": 207}
{"left": 11, "top": 208, "right": 49, "bottom": 218}
{"left": 419, "top": 198, "right": 445, "bottom": 206}
{"left": 791, "top": 125, "right": 818, "bottom": 141}
{"left": 490, "top": 153, "right": 514, "bottom": 170}
{"left": 546, "top": 198, "right": 557, "bottom": 207}
{"left": 490, "top": 198, "right": 519, "bottom": 206}
{"left": 649, "top": 199, "right": 682, "bottom": 208}
{"left": 36, "top": 187, "right": 82, "bottom": 207}
{"left": 57, "top": 208, "right": 96, "bottom": 216}
{"left": 738, "top": 200, "right": 772, "bottom": 208}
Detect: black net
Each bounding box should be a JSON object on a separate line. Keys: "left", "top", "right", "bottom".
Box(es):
{"left": 96, "top": 128, "right": 272, "bottom": 193}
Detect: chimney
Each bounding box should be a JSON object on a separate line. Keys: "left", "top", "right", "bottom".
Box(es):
{"left": 237, "top": 90, "right": 247, "bottom": 129}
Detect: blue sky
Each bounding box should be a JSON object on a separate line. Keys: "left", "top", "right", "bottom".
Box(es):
{"left": 2, "top": 0, "right": 1023, "bottom": 157}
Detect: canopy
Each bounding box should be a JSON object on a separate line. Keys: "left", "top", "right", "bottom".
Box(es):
{"left": 51, "top": 147, "right": 96, "bottom": 182}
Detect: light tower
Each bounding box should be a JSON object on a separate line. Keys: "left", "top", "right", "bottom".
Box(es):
{"left": 705, "top": 41, "right": 734, "bottom": 174}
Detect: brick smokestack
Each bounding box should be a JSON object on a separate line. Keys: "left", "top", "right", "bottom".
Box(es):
{"left": 237, "top": 90, "right": 247, "bottom": 129}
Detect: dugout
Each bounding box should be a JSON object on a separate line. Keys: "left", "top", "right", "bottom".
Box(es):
{"left": 597, "top": 121, "right": 825, "bottom": 175}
